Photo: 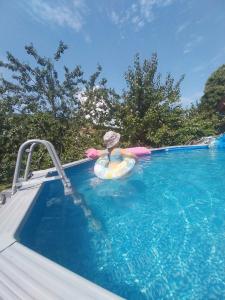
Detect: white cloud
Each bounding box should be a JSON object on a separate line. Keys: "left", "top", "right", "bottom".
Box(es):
{"left": 176, "top": 22, "right": 189, "bottom": 34}
{"left": 192, "top": 65, "right": 205, "bottom": 73}
{"left": 84, "top": 33, "right": 92, "bottom": 43}
{"left": 209, "top": 46, "right": 225, "bottom": 65}
{"left": 111, "top": 11, "right": 120, "bottom": 25}
{"left": 110, "top": 0, "right": 176, "bottom": 31}
{"left": 181, "top": 91, "right": 203, "bottom": 107}
{"left": 25, "top": 0, "right": 88, "bottom": 32}
{"left": 183, "top": 35, "right": 203, "bottom": 55}
{"left": 192, "top": 47, "right": 225, "bottom": 73}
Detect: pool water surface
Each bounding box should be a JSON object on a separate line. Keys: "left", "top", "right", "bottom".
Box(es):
{"left": 18, "top": 149, "right": 225, "bottom": 299}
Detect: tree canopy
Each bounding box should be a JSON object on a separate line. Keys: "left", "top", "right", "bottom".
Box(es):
{"left": 0, "top": 42, "right": 222, "bottom": 185}
{"left": 199, "top": 64, "right": 225, "bottom": 112}
{"left": 119, "top": 53, "right": 185, "bottom": 146}
{"left": 0, "top": 41, "right": 85, "bottom": 119}
{"left": 0, "top": 42, "right": 118, "bottom": 182}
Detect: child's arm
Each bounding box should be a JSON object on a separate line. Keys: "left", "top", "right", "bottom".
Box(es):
{"left": 85, "top": 148, "right": 108, "bottom": 159}
{"left": 98, "top": 149, "right": 108, "bottom": 156}
{"left": 121, "top": 149, "right": 137, "bottom": 159}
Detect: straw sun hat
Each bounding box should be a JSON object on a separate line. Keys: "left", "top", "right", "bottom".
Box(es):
{"left": 103, "top": 131, "right": 121, "bottom": 149}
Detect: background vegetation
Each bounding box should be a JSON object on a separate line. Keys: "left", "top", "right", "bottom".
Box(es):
{"left": 0, "top": 42, "right": 224, "bottom": 185}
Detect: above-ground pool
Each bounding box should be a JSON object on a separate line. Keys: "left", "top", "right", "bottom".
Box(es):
{"left": 17, "top": 148, "right": 225, "bottom": 299}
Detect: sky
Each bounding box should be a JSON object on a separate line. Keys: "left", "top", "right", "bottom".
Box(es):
{"left": 0, "top": 0, "right": 225, "bottom": 106}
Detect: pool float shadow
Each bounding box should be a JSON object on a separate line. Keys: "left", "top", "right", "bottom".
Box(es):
{"left": 94, "top": 179, "right": 146, "bottom": 204}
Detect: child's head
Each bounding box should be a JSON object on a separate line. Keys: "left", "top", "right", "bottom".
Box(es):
{"left": 103, "top": 131, "right": 120, "bottom": 149}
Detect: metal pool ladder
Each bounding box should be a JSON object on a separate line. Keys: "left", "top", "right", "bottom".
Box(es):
{"left": 12, "top": 139, "right": 73, "bottom": 196}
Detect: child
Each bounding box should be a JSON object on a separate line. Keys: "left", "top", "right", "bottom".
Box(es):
{"left": 103, "top": 131, "right": 136, "bottom": 167}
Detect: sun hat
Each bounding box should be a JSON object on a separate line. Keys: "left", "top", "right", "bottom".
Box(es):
{"left": 103, "top": 131, "right": 121, "bottom": 149}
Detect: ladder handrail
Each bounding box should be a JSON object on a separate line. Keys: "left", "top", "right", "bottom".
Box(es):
{"left": 12, "top": 139, "right": 73, "bottom": 196}
{"left": 24, "top": 141, "right": 63, "bottom": 180}
{"left": 24, "top": 142, "right": 37, "bottom": 181}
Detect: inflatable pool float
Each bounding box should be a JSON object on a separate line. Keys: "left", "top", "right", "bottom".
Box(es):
{"left": 94, "top": 154, "right": 136, "bottom": 179}
{"left": 86, "top": 147, "right": 150, "bottom": 159}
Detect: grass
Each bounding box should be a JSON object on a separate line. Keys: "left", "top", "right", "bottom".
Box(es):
{"left": 0, "top": 183, "right": 11, "bottom": 192}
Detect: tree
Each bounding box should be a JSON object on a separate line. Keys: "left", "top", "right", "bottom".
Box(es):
{"left": 1, "top": 43, "right": 220, "bottom": 186}
{"left": 0, "top": 42, "right": 119, "bottom": 184}
{"left": 199, "top": 64, "right": 225, "bottom": 112}
{"left": 119, "top": 53, "right": 184, "bottom": 147}
{"left": 0, "top": 42, "right": 84, "bottom": 182}
{"left": 79, "top": 65, "right": 120, "bottom": 128}
{"left": 176, "top": 105, "right": 217, "bottom": 144}
{"left": 0, "top": 41, "right": 86, "bottom": 119}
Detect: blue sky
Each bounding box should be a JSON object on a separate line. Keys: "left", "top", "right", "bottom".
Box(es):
{"left": 0, "top": 0, "right": 225, "bottom": 106}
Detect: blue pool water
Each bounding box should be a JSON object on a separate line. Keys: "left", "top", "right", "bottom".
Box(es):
{"left": 18, "top": 149, "right": 225, "bottom": 299}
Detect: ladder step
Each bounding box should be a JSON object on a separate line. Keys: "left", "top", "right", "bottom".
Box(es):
{"left": 16, "top": 176, "right": 62, "bottom": 188}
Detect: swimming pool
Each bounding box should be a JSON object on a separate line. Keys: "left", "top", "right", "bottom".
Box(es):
{"left": 17, "top": 148, "right": 225, "bottom": 299}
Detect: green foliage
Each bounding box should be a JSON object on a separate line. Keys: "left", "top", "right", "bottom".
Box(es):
{"left": 0, "top": 44, "right": 223, "bottom": 185}
{"left": 0, "top": 183, "right": 11, "bottom": 192}
{"left": 199, "top": 64, "right": 225, "bottom": 112}
{"left": 176, "top": 106, "right": 218, "bottom": 144}
{"left": 80, "top": 65, "right": 120, "bottom": 127}
{"left": 120, "top": 53, "right": 185, "bottom": 147}
{"left": 196, "top": 64, "right": 225, "bottom": 136}
{"left": 0, "top": 42, "right": 118, "bottom": 183}
{"left": 61, "top": 124, "right": 104, "bottom": 163}
{"left": 0, "top": 41, "right": 84, "bottom": 118}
